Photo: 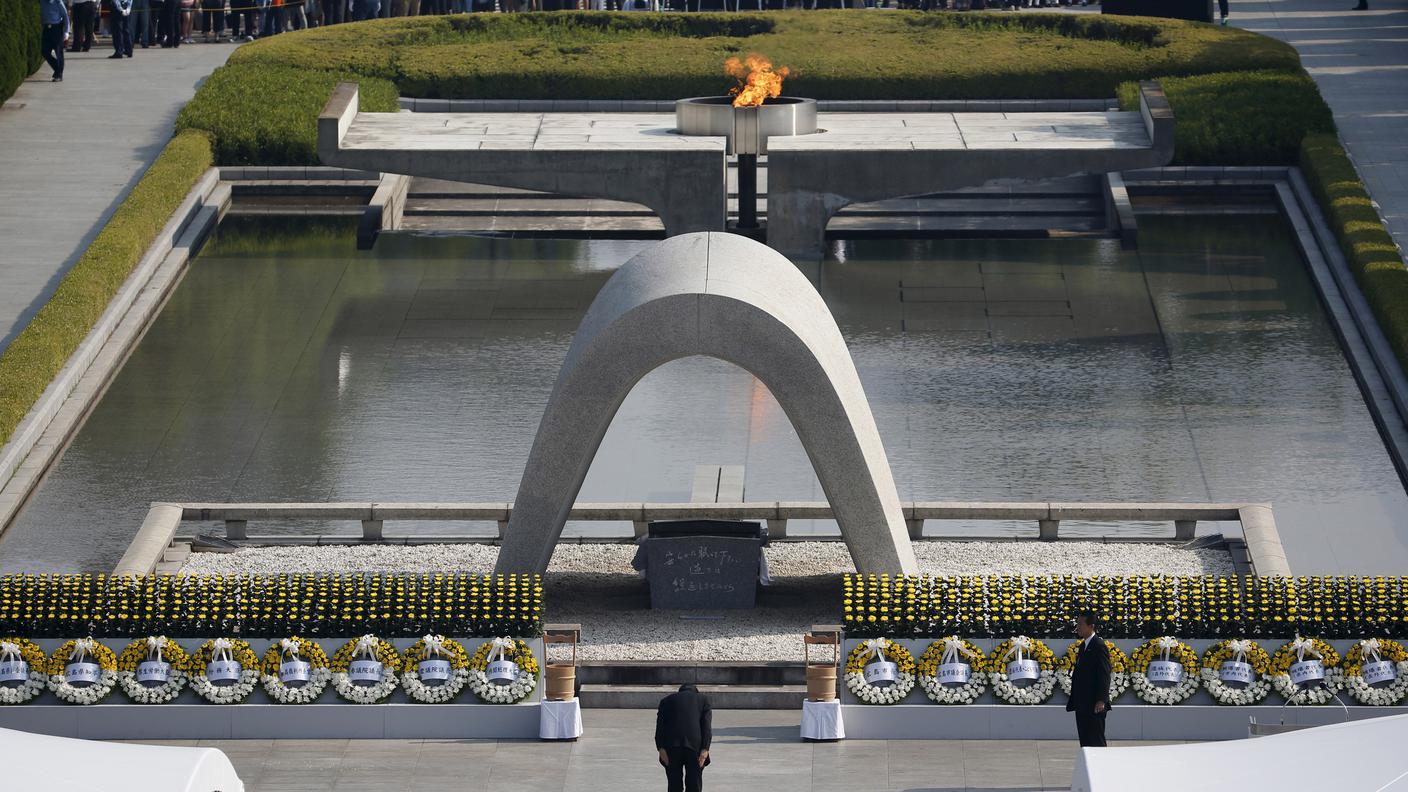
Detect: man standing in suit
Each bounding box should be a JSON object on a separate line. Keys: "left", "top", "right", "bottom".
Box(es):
{"left": 1067, "top": 610, "right": 1111, "bottom": 748}
{"left": 656, "top": 683, "right": 712, "bottom": 792}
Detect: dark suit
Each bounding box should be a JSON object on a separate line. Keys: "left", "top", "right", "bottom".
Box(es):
{"left": 656, "top": 684, "right": 712, "bottom": 792}
{"left": 1066, "top": 635, "right": 1112, "bottom": 747}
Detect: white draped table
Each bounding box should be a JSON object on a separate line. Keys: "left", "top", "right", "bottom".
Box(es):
{"left": 800, "top": 699, "right": 845, "bottom": 741}
{"left": 540, "top": 698, "right": 584, "bottom": 741}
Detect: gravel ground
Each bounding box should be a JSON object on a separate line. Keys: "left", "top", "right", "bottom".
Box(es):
{"left": 180, "top": 541, "right": 1232, "bottom": 661}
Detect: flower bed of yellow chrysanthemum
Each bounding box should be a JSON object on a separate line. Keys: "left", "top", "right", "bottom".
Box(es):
{"left": 841, "top": 574, "right": 1408, "bottom": 639}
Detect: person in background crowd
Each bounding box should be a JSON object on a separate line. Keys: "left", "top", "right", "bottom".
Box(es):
{"left": 40, "top": 0, "right": 69, "bottom": 81}
{"left": 129, "top": 0, "right": 152, "bottom": 47}
{"left": 70, "top": 0, "right": 99, "bottom": 51}
{"left": 287, "top": 0, "right": 308, "bottom": 31}
{"left": 159, "top": 0, "right": 181, "bottom": 46}
{"left": 259, "top": 0, "right": 283, "bottom": 37}
{"left": 351, "top": 0, "right": 378, "bottom": 20}
{"left": 109, "top": 0, "right": 134, "bottom": 57}
{"left": 201, "top": 0, "right": 224, "bottom": 41}
{"left": 227, "top": 0, "right": 255, "bottom": 40}
{"left": 1218, "top": 0, "right": 1228, "bottom": 24}
{"left": 148, "top": 0, "right": 164, "bottom": 44}
{"left": 1353, "top": 0, "right": 1368, "bottom": 9}
{"left": 180, "top": 0, "right": 196, "bottom": 43}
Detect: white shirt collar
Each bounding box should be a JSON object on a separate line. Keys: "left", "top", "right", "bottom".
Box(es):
{"left": 1083, "top": 634, "right": 1097, "bottom": 649}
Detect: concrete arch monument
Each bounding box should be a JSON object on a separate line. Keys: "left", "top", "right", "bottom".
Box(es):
{"left": 494, "top": 232, "right": 919, "bottom": 576}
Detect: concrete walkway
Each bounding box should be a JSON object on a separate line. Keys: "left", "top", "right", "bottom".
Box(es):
{"left": 1232, "top": 0, "right": 1408, "bottom": 257}
{"left": 122, "top": 710, "right": 1193, "bottom": 791}
{"left": 0, "top": 43, "right": 237, "bottom": 354}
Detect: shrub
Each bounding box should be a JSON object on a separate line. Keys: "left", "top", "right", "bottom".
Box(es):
{"left": 0, "top": 0, "right": 43, "bottom": 106}
{"left": 1118, "top": 70, "right": 1334, "bottom": 165}
{"left": 0, "top": 131, "right": 213, "bottom": 446}
{"left": 176, "top": 64, "right": 399, "bottom": 165}
{"left": 1301, "top": 134, "right": 1408, "bottom": 371}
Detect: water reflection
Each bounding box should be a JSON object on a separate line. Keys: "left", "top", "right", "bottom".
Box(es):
{"left": 2, "top": 216, "right": 1405, "bottom": 574}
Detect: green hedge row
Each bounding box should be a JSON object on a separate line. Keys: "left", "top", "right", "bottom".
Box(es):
{"left": 0, "top": 573, "right": 544, "bottom": 638}
{"left": 0, "top": 131, "right": 213, "bottom": 446}
{"left": 176, "top": 64, "right": 399, "bottom": 165}
{"left": 0, "top": 0, "right": 43, "bottom": 106}
{"left": 1118, "top": 70, "right": 1335, "bottom": 166}
{"left": 1301, "top": 135, "right": 1408, "bottom": 370}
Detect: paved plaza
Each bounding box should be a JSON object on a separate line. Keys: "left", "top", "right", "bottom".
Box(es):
{"left": 123, "top": 710, "right": 1183, "bottom": 791}
{"left": 1234, "top": 0, "right": 1408, "bottom": 255}
{"left": 0, "top": 43, "right": 236, "bottom": 353}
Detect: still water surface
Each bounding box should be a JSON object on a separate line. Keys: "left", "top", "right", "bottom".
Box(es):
{"left": 3, "top": 215, "right": 1405, "bottom": 574}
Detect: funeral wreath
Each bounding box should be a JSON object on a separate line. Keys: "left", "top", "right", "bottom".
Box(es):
{"left": 1130, "top": 637, "right": 1200, "bottom": 705}
{"left": 1342, "top": 638, "right": 1408, "bottom": 706}
{"left": 0, "top": 637, "right": 49, "bottom": 705}
{"left": 190, "top": 638, "right": 261, "bottom": 704}
{"left": 917, "top": 636, "right": 987, "bottom": 705}
{"left": 116, "top": 636, "right": 189, "bottom": 704}
{"left": 401, "top": 634, "right": 471, "bottom": 704}
{"left": 1199, "top": 639, "right": 1272, "bottom": 706}
{"left": 1056, "top": 638, "right": 1130, "bottom": 701}
{"left": 48, "top": 638, "right": 118, "bottom": 705}
{"left": 468, "top": 637, "right": 538, "bottom": 704}
{"left": 332, "top": 635, "right": 401, "bottom": 704}
{"left": 989, "top": 636, "right": 1057, "bottom": 705}
{"left": 261, "top": 636, "right": 332, "bottom": 704}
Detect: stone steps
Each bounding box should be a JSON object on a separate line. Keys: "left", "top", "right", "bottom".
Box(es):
{"left": 578, "top": 684, "right": 809, "bottom": 710}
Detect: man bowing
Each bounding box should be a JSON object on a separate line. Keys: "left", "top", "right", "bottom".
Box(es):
{"left": 1067, "top": 610, "right": 1111, "bottom": 747}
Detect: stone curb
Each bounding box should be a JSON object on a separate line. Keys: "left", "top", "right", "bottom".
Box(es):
{"left": 0, "top": 170, "right": 229, "bottom": 539}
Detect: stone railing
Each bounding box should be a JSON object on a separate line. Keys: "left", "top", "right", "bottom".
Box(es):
{"left": 115, "top": 500, "right": 1287, "bottom": 578}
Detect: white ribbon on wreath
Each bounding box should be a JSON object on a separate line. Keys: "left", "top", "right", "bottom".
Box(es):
{"left": 334, "top": 636, "right": 398, "bottom": 704}
{"left": 1345, "top": 639, "right": 1408, "bottom": 706}
{"left": 403, "top": 634, "right": 470, "bottom": 704}
{"left": 0, "top": 641, "right": 45, "bottom": 705}
{"left": 920, "top": 638, "right": 985, "bottom": 705}
{"left": 118, "top": 635, "right": 188, "bottom": 705}
{"left": 1200, "top": 639, "right": 1270, "bottom": 706}
{"left": 469, "top": 637, "right": 537, "bottom": 704}
{"left": 190, "top": 639, "right": 259, "bottom": 705}
{"left": 49, "top": 638, "right": 116, "bottom": 705}
{"left": 1002, "top": 636, "right": 1031, "bottom": 665}
{"left": 1291, "top": 636, "right": 1322, "bottom": 663}
{"left": 262, "top": 637, "right": 331, "bottom": 705}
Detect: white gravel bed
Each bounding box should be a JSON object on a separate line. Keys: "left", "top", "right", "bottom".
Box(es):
{"left": 179, "top": 539, "right": 1233, "bottom": 577}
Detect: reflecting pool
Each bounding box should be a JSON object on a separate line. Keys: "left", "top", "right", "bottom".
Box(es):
{"left": 3, "top": 215, "right": 1405, "bottom": 574}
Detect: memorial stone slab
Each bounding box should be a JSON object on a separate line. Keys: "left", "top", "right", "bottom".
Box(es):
{"left": 644, "top": 535, "right": 760, "bottom": 609}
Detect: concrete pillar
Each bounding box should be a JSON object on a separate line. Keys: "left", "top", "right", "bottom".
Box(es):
{"left": 1038, "top": 519, "right": 1059, "bottom": 541}
{"left": 1174, "top": 519, "right": 1196, "bottom": 541}
{"left": 225, "top": 519, "right": 247, "bottom": 540}
{"left": 361, "top": 519, "right": 384, "bottom": 541}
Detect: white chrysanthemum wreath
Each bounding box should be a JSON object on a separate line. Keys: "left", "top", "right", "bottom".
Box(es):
{"left": 844, "top": 637, "right": 916, "bottom": 705}
{"left": 468, "top": 637, "right": 539, "bottom": 704}
{"left": 261, "top": 637, "right": 332, "bottom": 704}
{"left": 1056, "top": 638, "right": 1130, "bottom": 701}
{"left": 401, "top": 634, "right": 471, "bottom": 704}
{"left": 917, "top": 637, "right": 987, "bottom": 705}
{"left": 332, "top": 635, "right": 401, "bottom": 704}
{"left": 48, "top": 638, "right": 117, "bottom": 705}
{"left": 1270, "top": 636, "right": 1343, "bottom": 705}
{"left": 1130, "top": 637, "right": 1200, "bottom": 705}
{"left": 1199, "top": 639, "right": 1272, "bottom": 706}
{"left": 1342, "top": 638, "right": 1408, "bottom": 706}
{"left": 116, "top": 636, "right": 189, "bottom": 704}
{"left": 989, "top": 636, "right": 1057, "bottom": 705}
{"left": 0, "top": 638, "right": 49, "bottom": 705}
{"left": 190, "top": 638, "right": 261, "bottom": 705}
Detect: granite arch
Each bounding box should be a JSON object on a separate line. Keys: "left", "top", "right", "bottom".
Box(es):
{"left": 494, "top": 232, "right": 919, "bottom": 575}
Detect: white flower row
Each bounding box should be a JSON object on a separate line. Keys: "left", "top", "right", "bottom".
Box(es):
{"left": 49, "top": 670, "right": 116, "bottom": 705}
{"left": 1344, "top": 661, "right": 1408, "bottom": 706}
{"left": 918, "top": 670, "right": 985, "bottom": 705}
{"left": 0, "top": 671, "right": 49, "bottom": 704}
{"left": 1132, "top": 667, "right": 1201, "bottom": 705}
{"left": 262, "top": 668, "right": 332, "bottom": 704}
{"left": 190, "top": 667, "right": 261, "bottom": 705}
{"left": 334, "top": 666, "right": 399, "bottom": 704}
{"left": 468, "top": 668, "right": 536, "bottom": 704}
{"left": 117, "top": 669, "right": 189, "bottom": 705}
{"left": 402, "top": 667, "right": 471, "bottom": 704}
{"left": 845, "top": 670, "right": 915, "bottom": 705}
{"left": 990, "top": 670, "right": 1056, "bottom": 705}
{"left": 1056, "top": 670, "right": 1130, "bottom": 701}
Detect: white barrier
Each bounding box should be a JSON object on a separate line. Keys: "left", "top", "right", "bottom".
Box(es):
{"left": 0, "top": 726, "right": 244, "bottom": 792}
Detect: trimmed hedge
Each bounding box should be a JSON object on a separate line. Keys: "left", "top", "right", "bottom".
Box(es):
{"left": 0, "top": 573, "right": 544, "bottom": 638}
{"left": 1118, "top": 70, "right": 1334, "bottom": 166}
{"left": 0, "top": 131, "right": 213, "bottom": 446}
{"left": 176, "top": 64, "right": 400, "bottom": 165}
{"left": 1301, "top": 134, "right": 1408, "bottom": 370}
{"left": 229, "top": 11, "right": 1300, "bottom": 100}
{"left": 843, "top": 574, "right": 1408, "bottom": 640}
{"left": 0, "top": 0, "right": 43, "bottom": 106}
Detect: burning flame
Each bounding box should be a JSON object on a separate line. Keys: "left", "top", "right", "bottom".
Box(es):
{"left": 725, "top": 54, "right": 790, "bottom": 108}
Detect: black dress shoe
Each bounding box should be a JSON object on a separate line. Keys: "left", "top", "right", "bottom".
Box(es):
{"left": 108, "top": 53, "right": 124, "bottom": 58}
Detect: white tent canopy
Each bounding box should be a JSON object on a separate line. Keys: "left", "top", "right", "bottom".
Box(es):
{"left": 1, "top": 726, "right": 244, "bottom": 792}
{"left": 1073, "top": 713, "right": 1408, "bottom": 791}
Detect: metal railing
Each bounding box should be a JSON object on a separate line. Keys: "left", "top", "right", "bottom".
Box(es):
{"left": 115, "top": 500, "right": 1288, "bottom": 577}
